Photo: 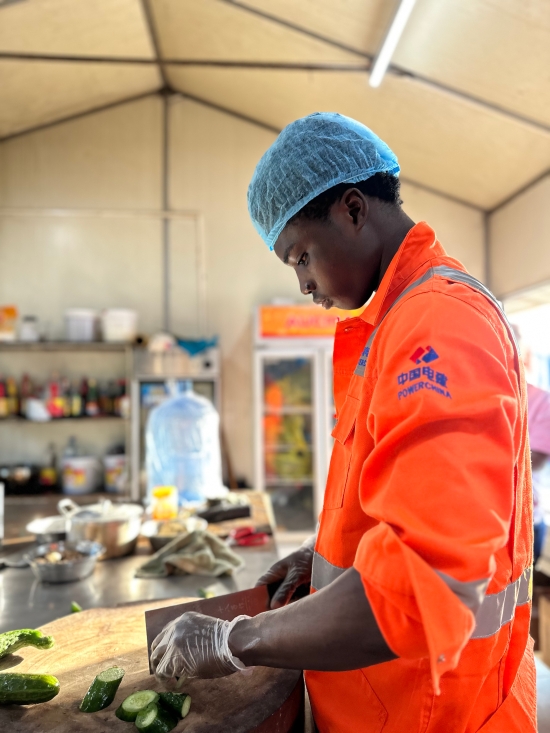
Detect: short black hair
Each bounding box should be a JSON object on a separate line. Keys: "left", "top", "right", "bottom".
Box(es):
{"left": 289, "top": 172, "right": 402, "bottom": 224}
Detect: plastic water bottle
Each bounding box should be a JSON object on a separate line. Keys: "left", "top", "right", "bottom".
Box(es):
{"left": 146, "top": 381, "right": 225, "bottom": 504}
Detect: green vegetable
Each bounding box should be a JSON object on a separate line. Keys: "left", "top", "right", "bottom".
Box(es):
{"left": 197, "top": 588, "right": 215, "bottom": 599}
{"left": 136, "top": 702, "right": 177, "bottom": 733}
{"left": 0, "top": 629, "right": 54, "bottom": 660}
{"left": 159, "top": 691, "right": 191, "bottom": 719}
{"left": 71, "top": 601, "right": 83, "bottom": 613}
{"left": 115, "top": 690, "right": 159, "bottom": 722}
{"left": 0, "top": 673, "right": 60, "bottom": 705}
{"left": 79, "top": 666, "right": 125, "bottom": 713}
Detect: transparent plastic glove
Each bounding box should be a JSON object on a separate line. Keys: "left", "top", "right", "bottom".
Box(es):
{"left": 255, "top": 534, "right": 315, "bottom": 608}
{"left": 151, "top": 611, "right": 251, "bottom": 685}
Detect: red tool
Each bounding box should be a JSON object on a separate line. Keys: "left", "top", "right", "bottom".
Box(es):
{"left": 229, "top": 526, "right": 270, "bottom": 546}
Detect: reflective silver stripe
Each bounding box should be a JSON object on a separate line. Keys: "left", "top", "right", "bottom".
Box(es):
{"left": 353, "top": 266, "right": 518, "bottom": 377}
{"left": 435, "top": 570, "right": 489, "bottom": 615}
{"left": 471, "top": 567, "right": 532, "bottom": 639}
{"left": 311, "top": 551, "right": 348, "bottom": 591}
{"left": 312, "top": 551, "right": 532, "bottom": 639}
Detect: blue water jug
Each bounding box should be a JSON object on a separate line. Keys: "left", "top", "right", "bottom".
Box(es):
{"left": 146, "top": 381, "right": 224, "bottom": 504}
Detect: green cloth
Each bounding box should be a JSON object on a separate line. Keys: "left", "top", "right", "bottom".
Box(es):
{"left": 135, "top": 530, "right": 245, "bottom": 579}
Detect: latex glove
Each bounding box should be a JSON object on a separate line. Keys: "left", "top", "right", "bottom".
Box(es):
{"left": 151, "top": 611, "right": 251, "bottom": 685}
{"left": 255, "top": 534, "right": 315, "bottom": 608}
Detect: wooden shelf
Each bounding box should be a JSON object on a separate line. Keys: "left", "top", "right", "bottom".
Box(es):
{"left": 0, "top": 341, "right": 129, "bottom": 352}
{"left": 0, "top": 416, "right": 127, "bottom": 424}
{"left": 265, "top": 477, "right": 314, "bottom": 487}
{"left": 263, "top": 406, "right": 313, "bottom": 415}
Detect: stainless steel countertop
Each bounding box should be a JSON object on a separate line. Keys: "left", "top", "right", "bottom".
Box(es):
{"left": 0, "top": 541, "right": 279, "bottom": 632}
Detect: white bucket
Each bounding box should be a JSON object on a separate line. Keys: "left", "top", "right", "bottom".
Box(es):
{"left": 101, "top": 309, "right": 138, "bottom": 343}
{"left": 103, "top": 455, "right": 127, "bottom": 493}
{"left": 65, "top": 309, "right": 98, "bottom": 342}
{"left": 61, "top": 457, "right": 102, "bottom": 495}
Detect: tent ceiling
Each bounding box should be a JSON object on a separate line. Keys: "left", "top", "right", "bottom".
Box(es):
{"left": 0, "top": 0, "right": 549, "bottom": 210}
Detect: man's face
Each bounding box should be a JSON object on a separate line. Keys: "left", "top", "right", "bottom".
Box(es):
{"left": 274, "top": 192, "right": 382, "bottom": 311}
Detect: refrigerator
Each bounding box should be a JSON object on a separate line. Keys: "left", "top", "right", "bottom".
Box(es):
{"left": 254, "top": 304, "right": 353, "bottom": 532}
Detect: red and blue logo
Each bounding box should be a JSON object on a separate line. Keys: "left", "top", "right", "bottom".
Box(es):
{"left": 410, "top": 345, "right": 439, "bottom": 364}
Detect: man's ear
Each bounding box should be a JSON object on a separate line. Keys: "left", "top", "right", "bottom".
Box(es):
{"left": 342, "top": 188, "right": 368, "bottom": 227}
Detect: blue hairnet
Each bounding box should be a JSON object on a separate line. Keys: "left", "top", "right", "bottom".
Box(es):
{"left": 248, "top": 112, "right": 400, "bottom": 250}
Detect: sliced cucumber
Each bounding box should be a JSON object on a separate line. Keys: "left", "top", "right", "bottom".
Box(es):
{"left": 0, "top": 629, "right": 55, "bottom": 659}
{"left": 71, "top": 601, "right": 83, "bottom": 613}
{"left": 79, "top": 666, "right": 125, "bottom": 713}
{"left": 0, "top": 673, "right": 60, "bottom": 705}
{"left": 159, "top": 691, "right": 191, "bottom": 719}
{"left": 135, "top": 702, "right": 177, "bottom": 733}
{"left": 115, "top": 690, "right": 159, "bottom": 722}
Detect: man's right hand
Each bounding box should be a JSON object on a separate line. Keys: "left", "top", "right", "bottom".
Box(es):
{"left": 255, "top": 536, "right": 315, "bottom": 608}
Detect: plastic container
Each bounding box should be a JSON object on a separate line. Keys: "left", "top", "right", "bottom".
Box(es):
{"left": 150, "top": 485, "right": 178, "bottom": 520}
{"left": 61, "top": 456, "right": 102, "bottom": 495}
{"left": 103, "top": 454, "right": 127, "bottom": 493}
{"left": 65, "top": 308, "right": 98, "bottom": 342}
{"left": 19, "top": 315, "right": 40, "bottom": 342}
{"left": 101, "top": 309, "right": 138, "bottom": 343}
{"left": 0, "top": 306, "right": 18, "bottom": 342}
{"left": 146, "top": 381, "right": 225, "bottom": 504}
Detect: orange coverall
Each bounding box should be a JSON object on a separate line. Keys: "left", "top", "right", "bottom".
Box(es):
{"left": 306, "top": 222, "right": 536, "bottom": 732}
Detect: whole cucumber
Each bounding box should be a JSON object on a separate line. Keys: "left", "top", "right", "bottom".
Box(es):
{"left": 0, "top": 673, "right": 60, "bottom": 705}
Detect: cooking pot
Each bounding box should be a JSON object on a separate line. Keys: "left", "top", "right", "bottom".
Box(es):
{"left": 58, "top": 498, "right": 144, "bottom": 559}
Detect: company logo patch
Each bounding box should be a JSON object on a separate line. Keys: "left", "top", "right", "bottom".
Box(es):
{"left": 409, "top": 345, "right": 439, "bottom": 364}
{"left": 398, "top": 346, "right": 451, "bottom": 400}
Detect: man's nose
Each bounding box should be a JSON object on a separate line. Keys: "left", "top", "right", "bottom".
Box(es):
{"left": 299, "top": 275, "right": 315, "bottom": 295}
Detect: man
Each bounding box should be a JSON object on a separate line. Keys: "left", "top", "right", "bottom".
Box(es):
{"left": 152, "top": 113, "right": 536, "bottom": 732}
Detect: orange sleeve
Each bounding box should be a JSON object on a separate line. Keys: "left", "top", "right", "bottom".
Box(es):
{"left": 353, "top": 288, "right": 519, "bottom": 692}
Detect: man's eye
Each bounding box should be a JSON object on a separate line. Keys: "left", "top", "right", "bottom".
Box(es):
{"left": 298, "top": 253, "right": 308, "bottom": 266}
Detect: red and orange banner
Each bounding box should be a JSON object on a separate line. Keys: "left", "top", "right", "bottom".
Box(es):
{"left": 259, "top": 304, "right": 362, "bottom": 338}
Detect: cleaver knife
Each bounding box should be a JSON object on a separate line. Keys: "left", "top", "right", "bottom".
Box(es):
{"left": 145, "top": 585, "right": 271, "bottom": 673}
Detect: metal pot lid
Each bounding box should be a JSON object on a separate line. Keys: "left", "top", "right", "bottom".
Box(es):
{"left": 26, "top": 516, "right": 69, "bottom": 534}
{"left": 59, "top": 498, "right": 143, "bottom": 523}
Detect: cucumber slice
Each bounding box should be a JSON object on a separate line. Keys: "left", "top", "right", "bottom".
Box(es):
{"left": 71, "top": 602, "right": 83, "bottom": 613}
{"left": 0, "top": 673, "right": 60, "bottom": 705}
{"left": 159, "top": 691, "right": 191, "bottom": 719}
{"left": 0, "top": 629, "right": 55, "bottom": 659}
{"left": 79, "top": 666, "right": 125, "bottom": 713}
{"left": 136, "top": 702, "right": 177, "bottom": 733}
{"left": 115, "top": 690, "right": 159, "bottom": 722}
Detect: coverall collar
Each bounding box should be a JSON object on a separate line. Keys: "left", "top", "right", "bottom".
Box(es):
{"left": 361, "top": 221, "right": 442, "bottom": 326}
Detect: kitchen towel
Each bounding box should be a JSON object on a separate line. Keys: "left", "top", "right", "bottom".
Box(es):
{"left": 135, "top": 530, "right": 245, "bottom": 578}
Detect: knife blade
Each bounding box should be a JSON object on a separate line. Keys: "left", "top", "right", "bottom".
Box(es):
{"left": 145, "top": 585, "right": 271, "bottom": 672}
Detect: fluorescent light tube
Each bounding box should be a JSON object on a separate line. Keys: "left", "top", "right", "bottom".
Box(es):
{"left": 369, "top": 0, "right": 417, "bottom": 88}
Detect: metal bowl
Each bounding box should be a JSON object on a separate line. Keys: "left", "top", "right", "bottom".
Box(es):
{"left": 25, "top": 540, "right": 104, "bottom": 583}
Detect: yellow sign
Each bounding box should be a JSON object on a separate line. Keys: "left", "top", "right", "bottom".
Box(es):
{"left": 259, "top": 304, "right": 362, "bottom": 338}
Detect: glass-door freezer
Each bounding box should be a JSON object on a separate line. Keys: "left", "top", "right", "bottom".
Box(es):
{"left": 254, "top": 304, "right": 360, "bottom": 532}
{"left": 254, "top": 350, "right": 317, "bottom": 531}
{"left": 254, "top": 345, "right": 334, "bottom": 532}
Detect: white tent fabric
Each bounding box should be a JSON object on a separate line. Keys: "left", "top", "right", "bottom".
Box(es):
{"left": 0, "top": 0, "right": 549, "bottom": 210}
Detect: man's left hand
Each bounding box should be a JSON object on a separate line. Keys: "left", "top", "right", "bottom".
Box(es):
{"left": 151, "top": 611, "right": 249, "bottom": 684}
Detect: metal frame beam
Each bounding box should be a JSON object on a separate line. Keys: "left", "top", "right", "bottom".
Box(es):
{"left": 1, "top": 49, "right": 548, "bottom": 136}
{"left": 0, "top": 91, "right": 160, "bottom": 142}
{"left": 140, "top": 0, "right": 170, "bottom": 89}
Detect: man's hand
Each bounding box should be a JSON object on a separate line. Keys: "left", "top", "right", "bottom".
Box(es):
{"left": 256, "top": 536, "right": 315, "bottom": 608}
{"left": 150, "top": 611, "right": 250, "bottom": 684}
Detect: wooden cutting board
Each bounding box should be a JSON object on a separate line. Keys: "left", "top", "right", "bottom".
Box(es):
{"left": 0, "top": 599, "right": 303, "bottom": 732}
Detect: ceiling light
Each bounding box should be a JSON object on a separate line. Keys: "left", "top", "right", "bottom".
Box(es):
{"left": 369, "top": 0, "right": 417, "bottom": 88}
